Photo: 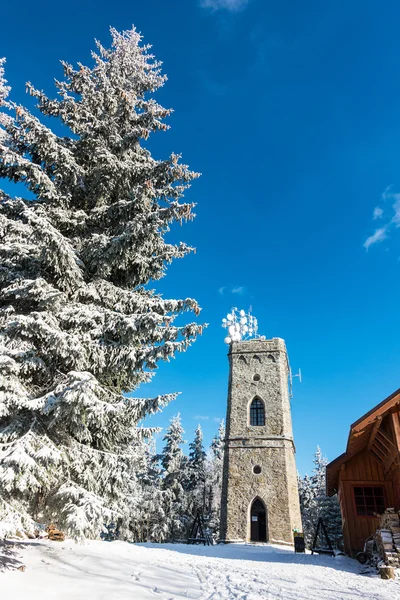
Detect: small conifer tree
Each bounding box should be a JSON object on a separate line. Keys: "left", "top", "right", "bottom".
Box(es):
{"left": 206, "top": 419, "right": 225, "bottom": 537}
{"left": 187, "top": 425, "right": 207, "bottom": 515}
{"left": 159, "top": 414, "right": 188, "bottom": 540}
{"left": 298, "top": 473, "right": 315, "bottom": 548}
{"left": 298, "top": 447, "right": 343, "bottom": 550}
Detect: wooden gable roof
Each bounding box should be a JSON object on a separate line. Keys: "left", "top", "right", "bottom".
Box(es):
{"left": 326, "top": 388, "right": 400, "bottom": 496}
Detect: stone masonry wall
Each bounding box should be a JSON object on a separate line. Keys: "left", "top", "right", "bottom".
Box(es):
{"left": 220, "top": 338, "right": 302, "bottom": 543}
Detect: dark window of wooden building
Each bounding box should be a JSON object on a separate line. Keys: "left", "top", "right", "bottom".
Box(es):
{"left": 250, "top": 398, "right": 265, "bottom": 426}
{"left": 353, "top": 486, "right": 385, "bottom": 516}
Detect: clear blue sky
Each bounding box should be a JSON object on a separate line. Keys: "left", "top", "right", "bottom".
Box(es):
{"left": 1, "top": 0, "right": 400, "bottom": 475}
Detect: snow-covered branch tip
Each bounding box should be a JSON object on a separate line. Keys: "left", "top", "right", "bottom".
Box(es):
{"left": 0, "top": 58, "right": 11, "bottom": 107}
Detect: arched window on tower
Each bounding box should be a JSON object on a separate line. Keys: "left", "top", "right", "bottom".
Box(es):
{"left": 250, "top": 397, "right": 265, "bottom": 426}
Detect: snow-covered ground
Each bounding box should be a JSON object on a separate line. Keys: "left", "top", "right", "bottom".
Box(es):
{"left": 1, "top": 539, "right": 400, "bottom": 600}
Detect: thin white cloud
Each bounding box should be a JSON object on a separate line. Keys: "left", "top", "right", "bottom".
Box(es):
{"left": 232, "top": 286, "right": 245, "bottom": 295}
{"left": 218, "top": 285, "right": 246, "bottom": 295}
{"left": 213, "top": 417, "right": 222, "bottom": 422}
{"left": 199, "top": 0, "right": 249, "bottom": 11}
{"left": 392, "top": 196, "right": 400, "bottom": 227}
{"left": 381, "top": 185, "right": 393, "bottom": 201}
{"left": 363, "top": 227, "right": 388, "bottom": 250}
{"left": 194, "top": 415, "right": 209, "bottom": 421}
{"left": 364, "top": 187, "right": 400, "bottom": 250}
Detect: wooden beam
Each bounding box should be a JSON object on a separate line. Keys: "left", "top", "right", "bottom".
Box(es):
{"left": 352, "top": 391, "right": 400, "bottom": 433}
{"left": 374, "top": 436, "right": 391, "bottom": 457}
{"left": 370, "top": 448, "right": 384, "bottom": 464}
{"left": 384, "top": 447, "right": 399, "bottom": 474}
{"left": 371, "top": 441, "right": 387, "bottom": 459}
{"left": 368, "top": 416, "right": 382, "bottom": 451}
{"left": 378, "top": 429, "right": 395, "bottom": 446}
{"left": 391, "top": 412, "right": 400, "bottom": 452}
{"left": 376, "top": 429, "right": 395, "bottom": 451}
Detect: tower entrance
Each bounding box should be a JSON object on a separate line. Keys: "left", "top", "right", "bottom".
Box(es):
{"left": 250, "top": 498, "right": 267, "bottom": 542}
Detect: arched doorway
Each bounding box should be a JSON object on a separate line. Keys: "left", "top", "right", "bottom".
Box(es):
{"left": 250, "top": 498, "right": 267, "bottom": 542}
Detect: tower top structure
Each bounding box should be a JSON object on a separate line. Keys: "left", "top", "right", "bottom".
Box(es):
{"left": 221, "top": 307, "right": 260, "bottom": 344}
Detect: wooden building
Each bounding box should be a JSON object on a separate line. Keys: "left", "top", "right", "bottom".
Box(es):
{"left": 326, "top": 388, "right": 400, "bottom": 555}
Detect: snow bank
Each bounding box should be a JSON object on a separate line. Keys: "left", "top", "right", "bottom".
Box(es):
{"left": 1, "top": 539, "right": 399, "bottom": 599}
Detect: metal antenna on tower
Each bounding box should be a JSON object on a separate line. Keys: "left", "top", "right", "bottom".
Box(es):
{"left": 289, "top": 367, "right": 302, "bottom": 398}
{"left": 221, "top": 308, "right": 260, "bottom": 344}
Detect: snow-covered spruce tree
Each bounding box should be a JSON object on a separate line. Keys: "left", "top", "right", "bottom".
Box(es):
{"left": 312, "top": 447, "right": 326, "bottom": 499}
{"left": 0, "top": 28, "right": 203, "bottom": 539}
{"left": 187, "top": 424, "right": 206, "bottom": 516}
{"left": 159, "top": 414, "right": 189, "bottom": 541}
{"left": 121, "top": 438, "right": 166, "bottom": 543}
{"left": 298, "top": 473, "right": 314, "bottom": 548}
{"left": 205, "top": 419, "right": 224, "bottom": 537}
{"left": 298, "top": 447, "right": 343, "bottom": 549}
{"left": 311, "top": 447, "right": 343, "bottom": 550}
{"left": 318, "top": 492, "right": 343, "bottom": 550}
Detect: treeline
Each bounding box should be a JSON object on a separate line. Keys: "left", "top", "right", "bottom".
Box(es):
{"left": 112, "top": 416, "right": 225, "bottom": 543}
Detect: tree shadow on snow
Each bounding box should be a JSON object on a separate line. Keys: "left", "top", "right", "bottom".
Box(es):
{"left": 0, "top": 540, "right": 26, "bottom": 572}
{"left": 135, "top": 542, "right": 363, "bottom": 575}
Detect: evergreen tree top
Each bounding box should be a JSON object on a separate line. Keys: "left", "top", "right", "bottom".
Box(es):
{"left": 189, "top": 424, "right": 206, "bottom": 467}
{"left": 312, "top": 446, "right": 328, "bottom": 499}
{"left": 211, "top": 419, "right": 225, "bottom": 461}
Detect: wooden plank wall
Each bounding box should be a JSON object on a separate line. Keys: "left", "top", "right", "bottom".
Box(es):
{"left": 339, "top": 450, "right": 395, "bottom": 554}
{"left": 391, "top": 468, "right": 400, "bottom": 506}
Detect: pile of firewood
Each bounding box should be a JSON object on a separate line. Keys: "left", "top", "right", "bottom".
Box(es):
{"left": 46, "top": 524, "right": 65, "bottom": 542}
{"left": 380, "top": 508, "right": 400, "bottom": 531}
{"left": 375, "top": 509, "right": 400, "bottom": 569}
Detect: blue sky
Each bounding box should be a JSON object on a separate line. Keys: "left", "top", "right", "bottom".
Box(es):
{"left": 1, "top": 0, "right": 400, "bottom": 474}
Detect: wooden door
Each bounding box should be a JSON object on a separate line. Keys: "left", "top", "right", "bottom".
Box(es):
{"left": 250, "top": 498, "right": 267, "bottom": 542}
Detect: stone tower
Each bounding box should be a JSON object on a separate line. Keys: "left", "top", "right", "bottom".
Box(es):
{"left": 220, "top": 337, "right": 302, "bottom": 544}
